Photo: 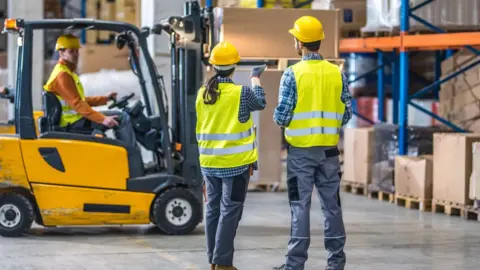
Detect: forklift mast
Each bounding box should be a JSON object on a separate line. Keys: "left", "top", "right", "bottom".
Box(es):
{"left": 153, "top": 1, "right": 215, "bottom": 187}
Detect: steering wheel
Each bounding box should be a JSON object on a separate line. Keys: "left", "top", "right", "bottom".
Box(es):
{"left": 108, "top": 92, "right": 135, "bottom": 110}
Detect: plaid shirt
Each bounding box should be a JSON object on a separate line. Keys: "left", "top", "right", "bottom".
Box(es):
{"left": 200, "top": 77, "right": 266, "bottom": 178}
{"left": 273, "top": 53, "right": 353, "bottom": 127}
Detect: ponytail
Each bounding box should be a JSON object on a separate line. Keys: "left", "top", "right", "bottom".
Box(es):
{"left": 203, "top": 73, "right": 221, "bottom": 105}
{"left": 203, "top": 67, "right": 235, "bottom": 105}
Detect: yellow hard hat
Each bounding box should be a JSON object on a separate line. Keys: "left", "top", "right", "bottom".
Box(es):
{"left": 209, "top": 41, "right": 241, "bottom": 66}
{"left": 289, "top": 16, "right": 325, "bottom": 43}
{"left": 55, "top": 34, "right": 81, "bottom": 51}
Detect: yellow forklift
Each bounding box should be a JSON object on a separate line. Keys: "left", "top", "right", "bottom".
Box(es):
{"left": 0, "top": 1, "right": 213, "bottom": 237}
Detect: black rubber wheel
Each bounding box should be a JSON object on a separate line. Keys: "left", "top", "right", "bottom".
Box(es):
{"left": 152, "top": 187, "right": 202, "bottom": 235}
{"left": 0, "top": 193, "right": 35, "bottom": 237}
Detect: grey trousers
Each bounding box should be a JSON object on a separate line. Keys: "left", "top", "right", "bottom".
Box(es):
{"left": 285, "top": 145, "right": 346, "bottom": 270}
{"left": 69, "top": 110, "right": 139, "bottom": 150}
{"left": 204, "top": 169, "right": 250, "bottom": 266}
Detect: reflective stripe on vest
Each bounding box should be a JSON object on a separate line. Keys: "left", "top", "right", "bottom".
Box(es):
{"left": 292, "top": 111, "right": 343, "bottom": 121}
{"left": 195, "top": 83, "right": 258, "bottom": 168}
{"left": 196, "top": 126, "right": 254, "bottom": 141}
{"left": 285, "top": 60, "right": 345, "bottom": 147}
{"left": 199, "top": 141, "right": 256, "bottom": 155}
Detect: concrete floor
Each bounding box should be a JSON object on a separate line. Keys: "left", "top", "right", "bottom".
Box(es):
{"left": 1, "top": 192, "right": 480, "bottom": 270}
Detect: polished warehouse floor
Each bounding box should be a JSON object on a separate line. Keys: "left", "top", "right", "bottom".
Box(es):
{"left": 1, "top": 192, "right": 479, "bottom": 270}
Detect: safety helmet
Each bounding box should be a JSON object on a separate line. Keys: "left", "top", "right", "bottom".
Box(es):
{"left": 55, "top": 34, "right": 81, "bottom": 51}
{"left": 289, "top": 16, "right": 325, "bottom": 43}
{"left": 209, "top": 41, "right": 241, "bottom": 67}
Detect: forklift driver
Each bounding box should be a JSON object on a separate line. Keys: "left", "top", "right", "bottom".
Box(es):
{"left": 43, "top": 34, "right": 139, "bottom": 150}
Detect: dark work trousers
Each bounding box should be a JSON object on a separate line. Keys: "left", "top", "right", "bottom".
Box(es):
{"left": 285, "top": 145, "right": 346, "bottom": 270}
{"left": 69, "top": 110, "right": 138, "bottom": 150}
{"left": 204, "top": 169, "right": 250, "bottom": 266}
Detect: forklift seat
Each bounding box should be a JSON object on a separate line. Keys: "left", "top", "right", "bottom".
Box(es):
{"left": 39, "top": 91, "right": 64, "bottom": 134}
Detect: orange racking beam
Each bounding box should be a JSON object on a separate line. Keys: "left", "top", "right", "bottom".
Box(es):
{"left": 339, "top": 32, "right": 480, "bottom": 53}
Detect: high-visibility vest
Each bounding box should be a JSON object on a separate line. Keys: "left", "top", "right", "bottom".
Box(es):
{"left": 285, "top": 60, "right": 345, "bottom": 147}
{"left": 43, "top": 63, "right": 85, "bottom": 127}
{"left": 195, "top": 83, "right": 258, "bottom": 168}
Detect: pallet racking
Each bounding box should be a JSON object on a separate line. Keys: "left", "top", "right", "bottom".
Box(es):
{"left": 340, "top": 0, "right": 480, "bottom": 154}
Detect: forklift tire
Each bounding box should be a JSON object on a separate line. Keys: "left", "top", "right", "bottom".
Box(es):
{"left": 0, "top": 193, "right": 35, "bottom": 237}
{"left": 152, "top": 187, "right": 202, "bottom": 235}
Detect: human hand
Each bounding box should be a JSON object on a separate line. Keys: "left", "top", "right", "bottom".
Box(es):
{"left": 107, "top": 92, "right": 118, "bottom": 101}
{"left": 102, "top": 115, "right": 119, "bottom": 128}
{"left": 250, "top": 64, "right": 267, "bottom": 78}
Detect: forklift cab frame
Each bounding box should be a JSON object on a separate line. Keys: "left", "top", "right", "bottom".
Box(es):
{"left": 0, "top": 12, "right": 207, "bottom": 237}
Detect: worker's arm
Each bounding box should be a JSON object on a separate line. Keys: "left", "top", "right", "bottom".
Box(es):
{"left": 53, "top": 72, "right": 106, "bottom": 124}
{"left": 85, "top": 96, "right": 109, "bottom": 107}
{"left": 340, "top": 72, "right": 353, "bottom": 126}
{"left": 273, "top": 67, "right": 296, "bottom": 127}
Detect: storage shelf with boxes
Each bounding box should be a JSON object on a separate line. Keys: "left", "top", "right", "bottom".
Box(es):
{"left": 79, "top": 0, "right": 141, "bottom": 74}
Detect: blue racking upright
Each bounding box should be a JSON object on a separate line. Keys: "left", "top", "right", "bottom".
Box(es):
{"left": 340, "top": 0, "right": 480, "bottom": 155}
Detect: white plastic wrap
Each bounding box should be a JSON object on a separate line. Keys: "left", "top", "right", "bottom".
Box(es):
{"left": 362, "top": 0, "right": 480, "bottom": 32}
{"left": 79, "top": 69, "right": 142, "bottom": 99}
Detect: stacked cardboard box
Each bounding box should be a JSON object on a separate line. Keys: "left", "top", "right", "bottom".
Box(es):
{"left": 86, "top": 0, "right": 141, "bottom": 44}
{"left": 81, "top": 0, "right": 141, "bottom": 73}
{"left": 433, "top": 133, "right": 480, "bottom": 206}
{"left": 439, "top": 50, "right": 480, "bottom": 132}
{"left": 342, "top": 127, "right": 374, "bottom": 186}
{"left": 45, "top": 0, "right": 63, "bottom": 19}
{"left": 394, "top": 155, "right": 433, "bottom": 199}
{"left": 220, "top": 8, "right": 339, "bottom": 59}
{"left": 470, "top": 143, "right": 480, "bottom": 206}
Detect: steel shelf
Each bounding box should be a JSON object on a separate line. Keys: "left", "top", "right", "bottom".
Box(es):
{"left": 340, "top": 0, "right": 480, "bottom": 155}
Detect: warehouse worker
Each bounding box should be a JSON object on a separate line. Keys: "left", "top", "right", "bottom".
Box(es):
{"left": 43, "top": 34, "right": 139, "bottom": 150}
{"left": 272, "top": 16, "right": 353, "bottom": 270}
{"left": 196, "top": 41, "right": 267, "bottom": 270}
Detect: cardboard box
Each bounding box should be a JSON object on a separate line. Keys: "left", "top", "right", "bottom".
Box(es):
{"left": 394, "top": 155, "right": 433, "bottom": 199}
{"left": 99, "top": 0, "right": 117, "bottom": 41}
{"left": 0, "top": 52, "right": 6, "bottom": 69}
{"left": 230, "top": 69, "right": 283, "bottom": 186}
{"left": 433, "top": 133, "right": 480, "bottom": 205}
{"left": 343, "top": 127, "right": 374, "bottom": 185}
{"left": 78, "top": 44, "right": 131, "bottom": 74}
{"left": 86, "top": 0, "right": 100, "bottom": 44}
{"left": 220, "top": 8, "right": 339, "bottom": 59}
{"left": 471, "top": 143, "right": 480, "bottom": 200}
{"left": 116, "top": 0, "right": 141, "bottom": 26}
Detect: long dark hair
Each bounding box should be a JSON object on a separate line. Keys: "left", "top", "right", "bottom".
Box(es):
{"left": 203, "top": 68, "right": 235, "bottom": 105}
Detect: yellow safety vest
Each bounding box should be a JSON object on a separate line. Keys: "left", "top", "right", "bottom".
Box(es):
{"left": 43, "top": 63, "right": 85, "bottom": 127}
{"left": 195, "top": 83, "right": 258, "bottom": 168}
{"left": 285, "top": 60, "right": 345, "bottom": 147}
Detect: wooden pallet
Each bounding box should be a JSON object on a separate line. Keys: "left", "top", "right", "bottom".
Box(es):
{"left": 394, "top": 194, "right": 432, "bottom": 212}
{"left": 432, "top": 199, "right": 480, "bottom": 221}
{"left": 248, "top": 182, "right": 285, "bottom": 192}
{"left": 341, "top": 181, "right": 367, "bottom": 196}
{"left": 368, "top": 190, "right": 395, "bottom": 203}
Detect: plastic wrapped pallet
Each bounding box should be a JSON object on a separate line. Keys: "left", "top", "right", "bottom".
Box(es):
{"left": 312, "top": 0, "right": 367, "bottom": 32}
{"left": 362, "top": 0, "right": 480, "bottom": 33}
{"left": 370, "top": 123, "right": 450, "bottom": 194}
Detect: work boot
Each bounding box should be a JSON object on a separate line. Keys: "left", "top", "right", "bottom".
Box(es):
{"left": 210, "top": 264, "right": 216, "bottom": 270}
{"left": 215, "top": 265, "right": 238, "bottom": 270}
